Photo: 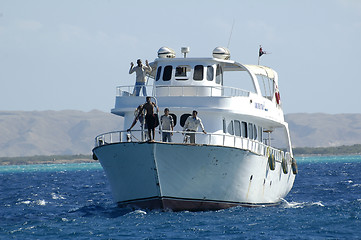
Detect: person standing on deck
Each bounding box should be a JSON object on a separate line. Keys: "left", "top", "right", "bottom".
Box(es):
{"left": 142, "top": 97, "right": 158, "bottom": 141}
{"left": 129, "top": 59, "right": 152, "bottom": 96}
{"left": 160, "top": 108, "right": 174, "bottom": 142}
{"left": 183, "top": 110, "right": 207, "bottom": 144}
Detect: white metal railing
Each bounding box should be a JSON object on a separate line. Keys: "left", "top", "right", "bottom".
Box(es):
{"left": 115, "top": 85, "right": 154, "bottom": 97}
{"left": 94, "top": 130, "right": 291, "bottom": 162}
{"left": 115, "top": 85, "right": 250, "bottom": 98}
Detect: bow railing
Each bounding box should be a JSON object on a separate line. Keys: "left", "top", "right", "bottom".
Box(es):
{"left": 94, "top": 129, "right": 291, "bottom": 163}
{"left": 115, "top": 85, "right": 250, "bottom": 98}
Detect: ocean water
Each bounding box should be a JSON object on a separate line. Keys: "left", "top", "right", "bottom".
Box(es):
{"left": 1, "top": 156, "right": 361, "bottom": 239}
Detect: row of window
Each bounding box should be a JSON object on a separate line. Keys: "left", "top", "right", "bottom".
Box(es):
{"left": 223, "top": 119, "right": 263, "bottom": 142}
{"left": 155, "top": 65, "right": 223, "bottom": 84}
{"left": 155, "top": 113, "right": 263, "bottom": 142}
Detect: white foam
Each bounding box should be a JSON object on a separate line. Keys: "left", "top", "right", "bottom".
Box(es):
{"left": 18, "top": 199, "right": 47, "bottom": 206}
{"left": 36, "top": 199, "right": 47, "bottom": 206}
{"left": 134, "top": 209, "right": 147, "bottom": 215}
{"left": 51, "top": 192, "right": 65, "bottom": 200}
{"left": 311, "top": 201, "right": 325, "bottom": 207}
{"left": 282, "top": 200, "right": 325, "bottom": 208}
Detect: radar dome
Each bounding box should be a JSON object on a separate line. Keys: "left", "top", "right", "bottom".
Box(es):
{"left": 158, "top": 47, "right": 176, "bottom": 58}
{"left": 212, "top": 47, "right": 231, "bottom": 60}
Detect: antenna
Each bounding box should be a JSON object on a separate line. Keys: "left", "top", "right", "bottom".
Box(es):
{"left": 227, "top": 19, "right": 235, "bottom": 48}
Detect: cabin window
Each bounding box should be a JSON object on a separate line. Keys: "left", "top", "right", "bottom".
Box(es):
{"left": 193, "top": 65, "right": 204, "bottom": 81}
{"left": 223, "top": 70, "right": 256, "bottom": 94}
{"left": 228, "top": 120, "right": 234, "bottom": 135}
{"left": 248, "top": 123, "right": 254, "bottom": 139}
{"left": 180, "top": 113, "right": 191, "bottom": 127}
{"left": 257, "top": 74, "right": 275, "bottom": 99}
{"left": 253, "top": 124, "right": 257, "bottom": 140}
{"left": 258, "top": 126, "right": 263, "bottom": 142}
{"left": 207, "top": 66, "right": 214, "bottom": 81}
{"left": 241, "top": 121, "right": 248, "bottom": 138}
{"left": 216, "top": 64, "right": 223, "bottom": 84}
{"left": 223, "top": 118, "right": 227, "bottom": 133}
{"left": 156, "top": 66, "right": 162, "bottom": 81}
{"left": 163, "top": 65, "right": 172, "bottom": 81}
{"left": 234, "top": 120, "right": 241, "bottom": 137}
{"left": 175, "top": 65, "right": 191, "bottom": 80}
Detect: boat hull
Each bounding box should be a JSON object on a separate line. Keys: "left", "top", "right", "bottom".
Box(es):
{"left": 93, "top": 142, "right": 295, "bottom": 211}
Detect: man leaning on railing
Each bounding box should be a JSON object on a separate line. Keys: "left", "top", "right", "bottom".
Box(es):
{"left": 183, "top": 110, "right": 207, "bottom": 144}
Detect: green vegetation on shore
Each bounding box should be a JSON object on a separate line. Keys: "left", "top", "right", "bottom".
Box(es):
{"left": 0, "top": 154, "right": 93, "bottom": 165}
{"left": 292, "top": 144, "right": 361, "bottom": 156}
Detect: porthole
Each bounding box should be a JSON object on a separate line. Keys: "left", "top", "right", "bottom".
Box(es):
{"left": 180, "top": 114, "right": 191, "bottom": 127}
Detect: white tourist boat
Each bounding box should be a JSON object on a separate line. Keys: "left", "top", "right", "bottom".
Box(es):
{"left": 92, "top": 46, "right": 297, "bottom": 211}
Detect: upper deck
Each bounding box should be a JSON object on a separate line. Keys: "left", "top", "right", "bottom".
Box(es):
{"left": 112, "top": 47, "right": 283, "bottom": 120}
{"left": 98, "top": 47, "right": 293, "bottom": 155}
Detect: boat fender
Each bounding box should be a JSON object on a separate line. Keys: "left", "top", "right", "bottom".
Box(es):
{"left": 267, "top": 148, "right": 275, "bottom": 170}
{"left": 92, "top": 153, "right": 98, "bottom": 161}
{"left": 281, "top": 157, "right": 288, "bottom": 174}
{"left": 291, "top": 158, "right": 298, "bottom": 175}
{"left": 275, "top": 92, "right": 281, "bottom": 104}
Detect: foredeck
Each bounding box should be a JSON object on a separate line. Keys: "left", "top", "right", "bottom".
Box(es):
{"left": 94, "top": 129, "right": 292, "bottom": 163}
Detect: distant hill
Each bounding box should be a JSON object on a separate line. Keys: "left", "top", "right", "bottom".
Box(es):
{"left": 0, "top": 111, "right": 360, "bottom": 157}
{"left": 0, "top": 110, "right": 121, "bottom": 157}
{"left": 286, "top": 113, "right": 361, "bottom": 148}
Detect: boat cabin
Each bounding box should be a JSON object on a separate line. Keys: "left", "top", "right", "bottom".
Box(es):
{"left": 146, "top": 47, "right": 280, "bottom": 102}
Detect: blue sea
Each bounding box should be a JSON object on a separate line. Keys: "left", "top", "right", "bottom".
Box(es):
{"left": 1, "top": 155, "right": 361, "bottom": 239}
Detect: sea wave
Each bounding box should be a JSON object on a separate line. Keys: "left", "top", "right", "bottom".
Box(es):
{"left": 17, "top": 199, "right": 47, "bottom": 206}
{"left": 281, "top": 199, "right": 325, "bottom": 208}
{"left": 51, "top": 192, "right": 65, "bottom": 200}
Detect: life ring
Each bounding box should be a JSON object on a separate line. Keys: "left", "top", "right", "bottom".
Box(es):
{"left": 267, "top": 149, "right": 275, "bottom": 171}
{"left": 281, "top": 157, "right": 288, "bottom": 174}
{"left": 291, "top": 158, "right": 298, "bottom": 175}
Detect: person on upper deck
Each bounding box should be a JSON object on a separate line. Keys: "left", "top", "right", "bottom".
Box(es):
{"left": 129, "top": 59, "right": 152, "bottom": 96}
{"left": 160, "top": 108, "right": 174, "bottom": 142}
{"left": 183, "top": 110, "right": 207, "bottom": 144}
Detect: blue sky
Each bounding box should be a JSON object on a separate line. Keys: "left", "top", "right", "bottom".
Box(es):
{"left": 0, "top": 0, "right": 360, "bottom": 114}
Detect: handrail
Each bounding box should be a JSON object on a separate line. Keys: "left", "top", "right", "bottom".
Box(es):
{"left": 94, "top": 130, "right": 292, "bottom": 162}
{"left": 115, "top": 85, "right": 250, "bottom": 98}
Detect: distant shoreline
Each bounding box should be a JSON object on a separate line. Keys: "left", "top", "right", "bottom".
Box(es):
{"left": 1, "top": 145, "right": 361, "bottom": 166}
{"left": 0, "top": 159, "right": 95, "bottom": 166}
{"left": 0, "top": 155, "right": 95, "bottom": 166}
